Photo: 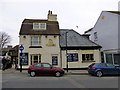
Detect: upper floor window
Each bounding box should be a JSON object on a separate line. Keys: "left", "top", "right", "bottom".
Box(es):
{"left": 33, "top": 23, "right": 46, "bottom": 30}
{"left": 31, "top": 36, "right": 41, "bottom": 46}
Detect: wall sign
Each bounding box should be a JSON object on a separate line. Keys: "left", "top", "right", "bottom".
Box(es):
{"left": 52, "top": 56, "right": 58, "bottom": 65}
{"left": 20, "top": 53, "right": 28, "bottom": 65}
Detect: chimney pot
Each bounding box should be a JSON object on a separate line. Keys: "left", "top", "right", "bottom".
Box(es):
{"left": 51, "top": 11, "right": 52, "bottom": 14}
{"left": 48, "top": 10, "right": 51, "bottom": 15}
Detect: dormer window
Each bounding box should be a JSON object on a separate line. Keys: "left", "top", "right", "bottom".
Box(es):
{"left": 33, "top": 23, "right": 46, "bottom": 30}
{"left": 33, "top": 23, "right": 39, "bottom": 29}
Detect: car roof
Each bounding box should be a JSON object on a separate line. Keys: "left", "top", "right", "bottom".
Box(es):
{"left": 33, "top": 62, "right": 50, "bottom": 65}
{"left": 93, "top": 63, "right": 113, "bottom": 64}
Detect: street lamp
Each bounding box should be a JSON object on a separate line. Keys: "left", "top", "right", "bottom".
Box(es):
{"left": 19, "top": 45, "right": 24, "bottom": 72}
{"left": 65, "top": 32, "right": 68, "bottom": 72}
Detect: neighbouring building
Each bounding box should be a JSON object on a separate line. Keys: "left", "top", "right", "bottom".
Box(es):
{"left": 18, "top": 11, "right": 101, "bottom": 69}
{"left": 1, "top": 45, "right": 12, "bottom": 57}
{"left": 9, "top": 45, "right": 19, "bottom": 68}
{"left": 85, "top": 11, "right": 120, "bottom": 65}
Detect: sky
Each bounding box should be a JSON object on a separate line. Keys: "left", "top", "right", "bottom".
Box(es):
{"left": 0, "top": 0, "right": 119, "bottom": 47}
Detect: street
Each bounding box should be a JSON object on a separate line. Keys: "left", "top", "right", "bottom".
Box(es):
{"left": 1, "top": 68, "right": 119, "bottom": 89}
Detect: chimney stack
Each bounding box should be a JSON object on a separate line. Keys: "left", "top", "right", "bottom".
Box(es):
{"left": 47, "top": 10, "right": 57, "bottom": 21}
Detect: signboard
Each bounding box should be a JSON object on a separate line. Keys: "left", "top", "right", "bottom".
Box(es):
{"left": 52, "top": 56, "right": 58, "bottom": 65}
{"left": 20, "top": 53, "right": 28, "bottom": 65}
{"left": 19, "top": 45, "right": 24, "bottom": 52}
{"left": 67, "top": 53, "right": 78, "bottom": 62}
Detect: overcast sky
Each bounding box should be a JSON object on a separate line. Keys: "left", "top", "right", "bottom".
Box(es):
{"left": 0, "top": 0, "right": 119, "bottom": 46}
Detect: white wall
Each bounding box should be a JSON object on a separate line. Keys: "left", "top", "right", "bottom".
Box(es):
{"left": 19, "top": 35, "right": 60, "bottom": 68}
{"left": 61, "top": 49, "right": 101, "bottom": 68}
{"left": 90, "top": 11, "right": 118, "bottom": 50}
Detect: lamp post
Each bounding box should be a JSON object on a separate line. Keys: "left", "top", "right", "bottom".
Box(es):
{"left": 65, "top": 32, "right": 68, "bottom": 72}
{"left": 19, "top": 45, "right": 24, "bottom": 72}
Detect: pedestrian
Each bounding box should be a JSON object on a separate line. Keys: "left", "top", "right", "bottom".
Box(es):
{"left": 2, "top": 57, "right": 7, "bottom": 71}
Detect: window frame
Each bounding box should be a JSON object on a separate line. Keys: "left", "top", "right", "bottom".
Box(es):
{"left": 31, "top": 36, "right": 41, "bottom": 46}
{"left": 82, "top": 54, "right": 94, "bottom": 62}
{"left": 67, "top": 53, "right": 78, "bottom": 62}
{"left": 33, "top": 23, "right": 46, "bottom": 30}
{"left": 52, "top": 56, "right": 58, "bottom": 65}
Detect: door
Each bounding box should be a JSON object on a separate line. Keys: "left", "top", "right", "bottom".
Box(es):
{"left": 33, "top": 63, "right": 42, "bottom": 75}
{"left": 30, "top": 54, "right": 41, "bottom": 65}
{"left": 41, "top": 63, "right": 53, "bottom": 75}
{"left": 106, "top": 63, "right": 118, "bottom": 75}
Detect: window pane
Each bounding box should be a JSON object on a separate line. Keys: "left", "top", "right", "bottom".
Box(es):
{"left": 90, "top": 54, "right": 94, "bottom": 60}
{"left": 114, "top": 54, "right": 120, "bottom": 65}
{"left": 73, "top": 54, "right": 78, "bottom": 61}
{"left": 31, "top": 36, "right": 41, "bottom": 46}
{"left": 33, "top": 23, "right": 39, "bottom": 29}
{"left": 106, "top": 63, "right": 115, "bottom": 67}
{"left": 67, "top": 54, "right": 72, "bottom": 62}
{"left": 67, "top": 53, "right": 78, "bottom": 62}
{"left": 42, "top": 64, "right": 51, "bottom": 68}
{"left": 82, "top": 54, "right": 85, "bottom": 61}
{"left": 34, "top": 56, "right": 38, "bottom": 63}
{"left": 86, "top": 54, "right": 90, "bottom": 60}
{"left": 82, "top": 54, "right": 94, "bottom": 61}
{"left": 34, "top": 64, "right": 41, "bottom": 67}
{"left": 40, "top": 23, "right": 46, "bottom": 29}
{"left": 98, "top": 63, "right": 107, "bottom": 67}
{"left": 106, "top": 54, "right": 113, "bottom": 64}
{"left": 33, "top": 37, "right": 38, "bottom": 41}
{"left": 52, "top": 56, "right": 58, "bottom": 65}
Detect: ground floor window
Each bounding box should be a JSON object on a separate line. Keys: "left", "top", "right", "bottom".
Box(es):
{"left": 106, "top": 54, "right": 113, "bottom": 64}
{"left": 30, "top": 54, "right": 41, "bottom": 65}
{"left": 20, "top": 53, "right": 28, "bottom": 65}
{"left": 67, "top": 53, "right": 78, "bottom": 62}
{"left": 82, "top": 54, "right": 94, "bottom": 61}
{"left": 105, "top": 53, "right": 120, "bottom": 65}
{"left": 52, "top": 56, "right": 58, "bottom": 65}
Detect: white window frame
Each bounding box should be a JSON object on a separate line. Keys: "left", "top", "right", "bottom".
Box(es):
{"left": 31, "top": 36, "right": 41, "bottom": 46}
{"left": 33, "top": 23, "right": 46, "bottom": 30}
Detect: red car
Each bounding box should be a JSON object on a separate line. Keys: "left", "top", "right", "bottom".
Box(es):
{"left": 28, "top": 63, "right": 64, "bottom": 77}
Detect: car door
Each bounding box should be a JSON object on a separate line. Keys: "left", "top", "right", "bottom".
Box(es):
{"left": 41, "top": 63, "right": 53, "bottom": 75}
{"left": 33, "top": 63, "right": 43, "bottom": 75}
{"left": 106, "top": 63, "right": 118, "bottom": 75}
{"left": 115, "top": 67, "right": 120, "bottom": 75}
{"left": 98, "top": 63, "right": 108, "bottom": 74}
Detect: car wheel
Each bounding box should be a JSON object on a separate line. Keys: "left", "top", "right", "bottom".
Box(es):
{"left": 30, "top": 71, "right": 36, "bottom": 77}
{"left": 96, "top": 71, "right": 103, "bottom": 77}
{"left": 55, "top": 72, "right": 61, "bottom": 77}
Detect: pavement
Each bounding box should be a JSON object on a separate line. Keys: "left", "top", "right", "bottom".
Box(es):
{"left": 2, "top": 68, "right": 89, "bottom": 75}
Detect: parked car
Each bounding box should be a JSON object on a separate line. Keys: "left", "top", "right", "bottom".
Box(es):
{"left": 88, "top": 63, "right": 120, "bottom": 77}
{"left": 28, "top": 63, "right": 64, "bottom": 77}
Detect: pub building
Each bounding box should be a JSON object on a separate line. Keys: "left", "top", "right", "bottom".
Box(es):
{"left": 18, "top": 11, "right": 101, "bottom": 69}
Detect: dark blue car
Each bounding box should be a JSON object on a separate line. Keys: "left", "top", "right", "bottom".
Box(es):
{"left": 88, "top": 63, "right": 120, "bottom": 77}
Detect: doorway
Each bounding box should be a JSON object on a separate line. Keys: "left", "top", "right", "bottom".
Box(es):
{"left": 30, "top": 54, "right": 41, "bottom": 65}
